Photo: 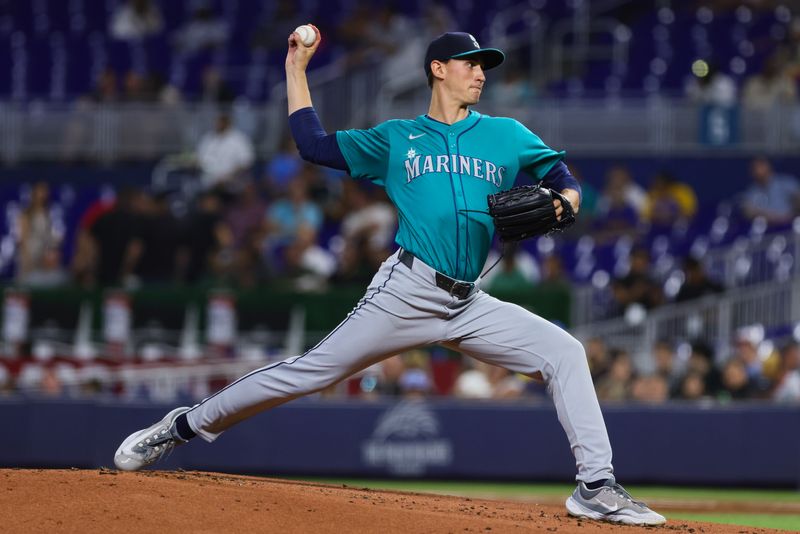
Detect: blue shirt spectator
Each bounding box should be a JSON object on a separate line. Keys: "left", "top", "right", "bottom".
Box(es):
{"left": 741, "top": 156, "right": 800, "bottom": 226}
{"left": 267, "top": 179, "right": 323, "bottom": 244}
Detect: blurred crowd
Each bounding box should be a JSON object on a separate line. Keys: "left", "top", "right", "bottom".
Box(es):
{"left": 63, "top": 0, "right": 456, "bottom": 107}
{"left": 12, "top": 108, "right": 800, "bottom": 306}
{"left": 329, "top": 331, "right": 800, "bottom": 404}
{"left": 3, "top": 332, "right": 799, "bottom": 404}
{"left": 15, "top": 112, "right": 399, "bottom": 292}
{"left": 22, "top": 0, "right": 800, "bottom": 111}
{"left": 477, "top": 154, "right": 800, "bottom": 320}
{"left": 4, "top": 1, "right": 800, "bottom": 405}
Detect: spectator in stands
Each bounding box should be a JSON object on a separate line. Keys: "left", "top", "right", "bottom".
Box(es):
{"left": 110, "top": 0, "right": 163, "bottom": 41}
{"left": 538, "top": 254, "right": 570, "bottom": 291}
{"left": 610, "top": 246, "right": 664, "bottom": 316}
{"left": 719, "top": 357, "right": 756, "bottom": 400}
{"left": 742, "top": 53, "right": 797, "bottom": 110}
{"left": 593, "top": 165, "right": 643, "bottom": 244}
{"left": 676, "top": 371, "right": 709, "bottom": 401}
{"left": 379, "top": 3, "right": 453, "bottom": 94}
{"left": 685, "top": 61, "right": 737, "bottom": 108}
{"left": 180, "top": 190, "right": 242, "bottom": 285}
{"left": 126, "top": 189, "right": 182, "bottom": 285}
{"left": 71, "top": 186, "right": 116, "bottom": 287}
{"left": 173, "top": 5, "right": 228, "bottom": 55}
{"left": 0, "top": 366, "right": 13, "bottom": 396}
{"left": 652, "top": 339, "right": 682, "bottom": 394}
{"left": 630, "top": 374, "right": 669, "bottom": 404}
{"left": 480, "top": 244, "right": 540, "bottom": 291}
{"left": 264, "top": 177, "right": 334, "bottom": 280}
{"left": 563, "top": 166, "right": 598, "bottom": 234}
{"left": 336, "top": 4, "right": 376, "bottom": 68}
{"left": 599, "top": 165, "right": 646, "bottom": 214}
{"left": 86, "top": 68, "right": 119, "bottom": 104}
{"left": 485, "top": 59, "right": 536, "bottom": 107}
{"left": 304, "top": 164, "right": 343, "bottom": 212}
{"left": 233, "top": 228, "right": 270, "bottom": 288}
{"left": 398, "top": 349, "right": 433, "bottom": 399}
{"left": 121, "top": 70, "right": 149, "bottom": 103}
{"left": 686, "top": 341, "right": 722, "bottom": 397}
{"left": 251, "top": 0, "right": 306, "bottom": 53}
{"left": 225, "top": 182, "right": 267, "bottom": 249}
{"left": 266, "top": 178, "right": 322, "bottom": 246}
{"left": 773, "top": 341, "right": 800, "bottom": 402}
{"left": 222, "top": 182, "right": 269, "bottom": 287}
{"left": 730, "top": 331, "right": 773, "bottom": 394}
{"left": 367, "top": 4, "right": 413, "bottom": 62}
{"left": 486, "top": 365, "right": 527, "bottom": 399}
{"left": 641, "top": 171, "right": 698, "bottom": 233}
{"left": 585, "top": 337, "right": 611, "bottom": 382}
{"left": 336, "top": 3, "right": 414, "bottom": 73}
{"left": 40, "top": 367, "right": 64, "bottom": 398}
{"left": 740, "top": 156, "right": 800, "bottom": 228}
{"left": 16, "top": 182, "right": 62, "bottom": 284}
{"left": 453, "top": 360, "right": 527, "bottom": 399}
{"left": 264, "top": 136, "right": 303, "bottom": 198}
{"left": 374, "top": 354, "right": 405, "bottom": 396}
{"left": 595, "top": 349, "right": 634, "bottom": 402}
{"left": 200, "top": 66, "right": 236, "bottom": 104}
{"left": 450, "top": 359, "right": 486, "bottom": 398}
{"left": 675, "top": 256, "right": 724, "bottom": 302}
{"left": 368, "top": 354, "right": 406, "bottom": 397}
{"left": 20, "top": 246, "right": 68, "bottom": 288}
{"left": 399, "top": 368, "right": 432, "bottom": 398}
{"left": 332, "top": 181, "right": 397, "bottom": 284}
{"left": 483, "top": 252, "right": 538, "bottom": 295}
{"left": 197, "top": 112, "right": 255, "bottom": 192}
{"left": 89, "top": 188, "right": 144, "bottom": 286}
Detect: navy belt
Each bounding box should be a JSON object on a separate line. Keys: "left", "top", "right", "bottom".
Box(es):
{"left": 398, "top": 250, "right": 476, "bottom": 300}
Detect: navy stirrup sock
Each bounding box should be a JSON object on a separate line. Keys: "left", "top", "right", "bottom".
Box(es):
{"left": 585, "top": 479, "right": 608, "bottom": 490}
{"left": 173, "top": 413, "right": 197, "bottom": 442}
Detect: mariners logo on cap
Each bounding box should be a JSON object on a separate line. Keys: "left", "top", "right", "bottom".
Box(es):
{"left": 468, "top": 34, "right": 479, "bottom": 48}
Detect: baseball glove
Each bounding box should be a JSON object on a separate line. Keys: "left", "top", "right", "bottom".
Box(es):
{"left": 487, "top": 183, "right": 576, "bottom": 242}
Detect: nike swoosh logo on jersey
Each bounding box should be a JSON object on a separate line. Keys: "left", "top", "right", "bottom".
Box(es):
{"left": 408, "top": 133, "right": 426, "bottom": 140}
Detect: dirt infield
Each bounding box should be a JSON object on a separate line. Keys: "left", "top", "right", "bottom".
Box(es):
{"left": 0, "top": 469, "right": 786, "bottom": 533}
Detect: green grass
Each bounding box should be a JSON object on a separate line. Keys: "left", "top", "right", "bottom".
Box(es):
{"left": 300, "top": 478, "right": 799, "bottom": 503}
{"left": 293, "top": 478, "right": 800, "bottom": 530}
{"left": 668, "top": 513, "right": 800, "bottom": 531}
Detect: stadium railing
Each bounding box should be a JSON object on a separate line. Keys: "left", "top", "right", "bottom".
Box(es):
{"left": 1, "top": 99, "right": 799, "bottom": 163}
{"left": 572, "top": 278, "right": 800, "bottom": 371}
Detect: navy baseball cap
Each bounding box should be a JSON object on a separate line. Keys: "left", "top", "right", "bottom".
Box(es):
{"left": 424, "top": 32, "right": 505, "bottom": 78}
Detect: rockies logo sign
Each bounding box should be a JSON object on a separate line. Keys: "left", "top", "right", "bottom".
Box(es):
{"left": 360, "top": 401, "right": 454, "bottom": 476}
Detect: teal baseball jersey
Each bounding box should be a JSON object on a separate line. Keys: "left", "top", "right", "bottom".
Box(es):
{"left": 336, "top": 110, "right": 565, "bottom": 281}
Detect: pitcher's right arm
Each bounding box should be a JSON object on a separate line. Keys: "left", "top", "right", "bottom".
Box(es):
{"left": 285, "top": 25, "right": 349, "bottom": 171}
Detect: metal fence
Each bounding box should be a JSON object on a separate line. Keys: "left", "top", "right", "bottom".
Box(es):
{"left": 705, "top": 228, "right": 800, "bottom": 287}
{"left": 1, "top": 97, "right": 799, "bottom": 163}
{"left": 572, "top": 278, "right": 800, "bottom": 370}
{"left": 571, "top": 227, "right": 800, "bottom": 327}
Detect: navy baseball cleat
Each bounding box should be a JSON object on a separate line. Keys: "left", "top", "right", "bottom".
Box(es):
{"left": 565, "top": 479, "right": 666, "bottom": 526}
{"left": 114, "top": 407, "right": 191, "bottom": 471}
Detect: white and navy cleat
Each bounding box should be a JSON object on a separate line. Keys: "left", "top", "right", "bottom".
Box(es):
{"left": 114, "top": 407, "right": 191, "bottom": 471}
{"left": 566, "top": 479, "right": 666, "bottom": 526}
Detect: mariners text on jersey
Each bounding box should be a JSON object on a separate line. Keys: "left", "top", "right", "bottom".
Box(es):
{"left": 404, "top": 151, "right": 507, "bottom": 186}
{"left": 336, "top": 111, "right": 565, "bottom": 281}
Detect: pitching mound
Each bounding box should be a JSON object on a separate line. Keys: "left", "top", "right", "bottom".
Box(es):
{"left": 0, "top": 469, "right": 781, "bottom": 533}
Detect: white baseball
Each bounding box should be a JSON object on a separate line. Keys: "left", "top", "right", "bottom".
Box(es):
{"left": 295, "top": 25, "right": 315, "bottom": 47}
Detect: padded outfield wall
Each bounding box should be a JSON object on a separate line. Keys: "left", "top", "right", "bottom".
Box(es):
{"left": 1, "top": 399, "right": 798, "bottom": 487}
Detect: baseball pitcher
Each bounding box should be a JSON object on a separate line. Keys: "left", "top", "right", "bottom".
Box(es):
{"left": 114, "top": 26, "right": 665, "bottom": 526}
